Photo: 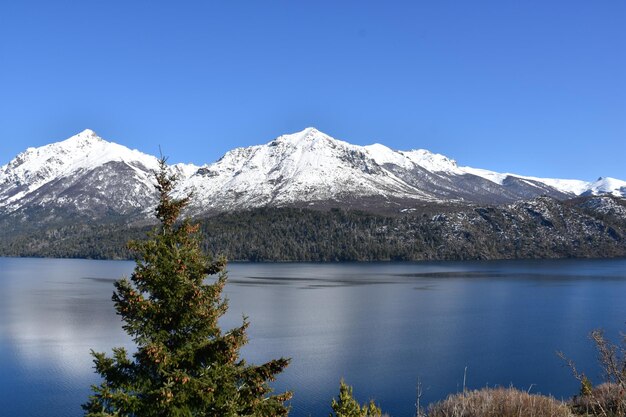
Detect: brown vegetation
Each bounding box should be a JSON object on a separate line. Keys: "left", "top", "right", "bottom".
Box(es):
{"left": 559, "top": 328, "right": 626, "bottom": 417}
{"left": 570, "top": 383, "right": 626, "bottom": 417}
{"left": 427, "top": 387, "right": 573, "bottom": 417}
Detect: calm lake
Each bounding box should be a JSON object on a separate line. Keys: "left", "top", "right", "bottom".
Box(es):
{"left": 1, "top": 257, "right": 626, "bottom": 416}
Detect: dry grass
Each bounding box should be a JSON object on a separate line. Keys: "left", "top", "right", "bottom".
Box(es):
{"left": 569, "top": 383, "right": 626, "bottom": 417}
{"left": 427, "top": 387, "right": 574, "bottom": 417}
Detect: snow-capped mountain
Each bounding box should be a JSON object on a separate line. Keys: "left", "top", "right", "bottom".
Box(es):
{"left": 178, "top": 128, "right": 436, "bottom": 212}
{"left": 581, "top": 177, "right": 626, "bottom": 197}
{"left": 0, "top": 128, "right": 624, "bottom": 223}
{"left": 0, "top": 129, "right": 162, "bottom": 220}
{"left": 177, "top": 127, "right": 624, "bottom": 213}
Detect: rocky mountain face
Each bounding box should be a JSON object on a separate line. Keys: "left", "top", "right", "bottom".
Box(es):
{"left": 1, "top": 128, "right": 624, "bottom": 226}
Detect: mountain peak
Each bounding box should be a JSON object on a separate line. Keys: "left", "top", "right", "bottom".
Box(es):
{"left": 1, "top": 129, "right": 158, "bottom": 185}
{"left": 0, "top": 129, "right": 161, "bottom": 213}
{"left": 66, "top": 128, "right": 103, "bottom": 144}
{"left": 301, "top": 126, "right": 320, "bottom": 135}
{"left": 586, "top": 177, "right": 626, "bottom": 197}
{"left": 79, "top": 128, "right": 98, "bottom": 136}
{"left": 286, "top": 127, "right": 323, "bottom": 140}
{"left": 271, "top": 127, "right": 338, "bottom": 148}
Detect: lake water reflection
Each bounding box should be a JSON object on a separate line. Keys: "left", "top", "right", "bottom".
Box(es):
{"left": 1, "top": 257, "right": 625, "bottom": 416}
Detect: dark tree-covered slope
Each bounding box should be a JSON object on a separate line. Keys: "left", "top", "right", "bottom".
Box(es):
{"left": 1, "top": 196, "right": 624, "bottom": 262}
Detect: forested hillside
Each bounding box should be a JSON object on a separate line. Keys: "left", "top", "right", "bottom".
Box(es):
{"left": 1, "top": 196, "right": 624, "bottom": 262}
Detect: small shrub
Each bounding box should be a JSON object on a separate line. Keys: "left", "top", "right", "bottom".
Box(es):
{"left": 559, "top": 328, "right": 626, "bottom": 417}
{"left": 427, "top": 387, "right": 573, "bottom": 417}
{"left": 580, "top": 376, "right": 594, "bottom": 397}
{"left": 570, "top": 383, "right": 626, "bottom": 417}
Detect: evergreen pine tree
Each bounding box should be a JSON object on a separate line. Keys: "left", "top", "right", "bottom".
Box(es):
{"left": 329, "top": 380, "right": 382, "bottom": 417}
{"left": 83, "top": 158, "right": 291, "bottom": 416}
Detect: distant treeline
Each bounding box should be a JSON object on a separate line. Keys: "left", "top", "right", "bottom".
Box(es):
{"left": 1, "top": 196, "right": 625, "bottom": 261}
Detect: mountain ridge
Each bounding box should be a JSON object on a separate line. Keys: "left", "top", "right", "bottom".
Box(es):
{"left": 1, "top": 128, "right": 625, "bottom": 223}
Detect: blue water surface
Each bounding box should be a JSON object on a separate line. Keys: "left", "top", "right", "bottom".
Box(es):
{"left": 1, "top": 257, "right": 625, "bottom": 416}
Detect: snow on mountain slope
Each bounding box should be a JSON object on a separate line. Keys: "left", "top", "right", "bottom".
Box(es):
{"left": 363, "top": 144, "right": 463, "bottom": 174}
{"left": 584, "top": 177, "right": 626, "bottom": 197}
{"left": 0, "top": 130, "right": 158, "bottom": 200}
{"left": 361, "top": 144, "right": 593, "bottom": 197}
{"left": 460, "top": 166, "right": 590, "bottom": 195}
{"left": 179, "top": 128, "right": 624, "bottom": 213}
{"left": 402, "top": 149, "right": 463, "bottom": 175}
{"left": 2, "top": 129, "right": 156, "bottom": 181}
{"left": 459, "top": 168, "right": 626, "bottom": 198}
{"left": 0, "top": 127, "right": 623, "bottom": 222}
{"left": 179, "top": 128, "right": 436, "bottom": 212}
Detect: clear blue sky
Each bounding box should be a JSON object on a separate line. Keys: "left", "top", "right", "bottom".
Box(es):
{"left": 1, "top": 1, "right": 624, "bottom": 180}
